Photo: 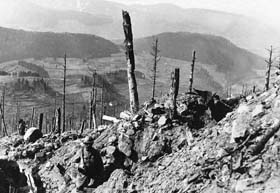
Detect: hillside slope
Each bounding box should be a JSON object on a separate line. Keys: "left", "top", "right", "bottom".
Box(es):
{"left": 0, "top": 26, "right": 119, "bottom": 62}
{"left": 1, "top": 74, "right": 280, "bottom": 193}
{"left": 135, "top": 32, "right": 264, "bottom": 82}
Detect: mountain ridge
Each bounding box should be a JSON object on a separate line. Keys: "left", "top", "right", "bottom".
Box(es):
{"left": 0, "top": 26, "right": 120, "bottom": 62}
{"left": 135, "top": 31, "right": 264, "bottom": 82}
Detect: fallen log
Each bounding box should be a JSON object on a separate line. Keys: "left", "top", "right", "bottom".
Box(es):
{"left": 249, "top": 118, "right": 280, "bottom": 155}
{"left": 102, "top": 115, "right": 120, "bottom": 123}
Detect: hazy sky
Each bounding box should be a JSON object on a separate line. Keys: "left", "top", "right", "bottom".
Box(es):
{"left": 110, "top": 0, "right": 280, "bottom": 26}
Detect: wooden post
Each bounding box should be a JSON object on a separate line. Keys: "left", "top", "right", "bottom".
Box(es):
{"left": 63, "top": 53, "right": 67, "bottom": 132}
{"left": 55, "top": 108, "right": 61, "bottom": 134}
{"left": 265, "top": 46, "right": 273, "bottom": 91}
{"left": 31, "top": 107, "right": 35, "bottom": 127}
{"left": 170, "top": 68, "right": 180, "bottom": 118}
{"left": 189, "top": 50, "right": 196, "bottom": 93}
{"left": 38, "top": 113, "right": 44, "bottom": 132}
{"left": 122, "top": 10, "right": 139, "bottom": 113}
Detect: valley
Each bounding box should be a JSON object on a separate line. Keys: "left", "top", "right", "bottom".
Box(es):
{"left": 0, "top": 1, "right": 279, "bottom": 193}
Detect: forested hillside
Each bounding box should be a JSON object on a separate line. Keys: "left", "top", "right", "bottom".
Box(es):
{"left": 0, "top": 27, "right": 119, "bottom": 62}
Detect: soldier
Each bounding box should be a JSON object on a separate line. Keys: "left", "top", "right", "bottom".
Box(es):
{"left": 18, "top": 119, "right": 26, "bottom": 136}
{"left": 208, "top": 95, "right": 232, "bottom": 122}
{"left": 75, "top": 136, "right": 104, "bottom": 192}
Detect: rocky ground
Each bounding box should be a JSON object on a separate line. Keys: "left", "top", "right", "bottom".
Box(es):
{"left": 1, "top": 81, "right": 280, "bottom": 193}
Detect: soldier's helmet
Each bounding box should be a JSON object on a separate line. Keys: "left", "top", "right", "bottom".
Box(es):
{"left": 83, "top": 136, "right": 94, "bottom": 144}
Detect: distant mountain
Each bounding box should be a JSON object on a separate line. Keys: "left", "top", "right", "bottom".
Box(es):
{"left": 20, "top": 0, "right": 280, "bottom": 56}
{"left": 0, "top": 1, "right": 113, "bottom": 32}
{"left": 0, "top": 27, "right": 119, "bottom": 62}
{"left": 135, "top": 32, "right": 264, "bottom": 81}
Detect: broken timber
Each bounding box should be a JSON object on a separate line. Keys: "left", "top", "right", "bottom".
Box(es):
{"left": 122, "top": 10, "right": 139, "bottom": 113}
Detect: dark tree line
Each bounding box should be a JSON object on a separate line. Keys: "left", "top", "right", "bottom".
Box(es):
{"left": 13, "top": 78, "right": 56, "bottom": 95}
{"left": 18, "top": 71, "right": 40, "bottom": 77}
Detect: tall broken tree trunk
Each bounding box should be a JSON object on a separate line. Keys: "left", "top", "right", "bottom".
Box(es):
{"left": 265, "top": 46, "right": 273, "bottom": 91}
{"left": 38, "top": 113, "right": 44, "bottom": 132}
{"left": 89, "top": 91, "right": 93, "bottom": 130}
{"left": 100, "top": 79, "right": 105, "bottom": 125}
{"left": 0, "top": 104, "right": 7, "bottom": 136}
{"left": 170, "top": 68, "right": 180, "bottom": 118}
{"left": 122, "top": 10, "right": 139, "bottom": 113}
{"left": 89, "top": 70, "right": 97, "bottom": 130}
{"left": 31, "top": 107, "right": 35, "bottom": 127}
{"left": 62, "top": 53, "right": 67, "bottom": 132}
{"left": 93, "top": 86, "right": 97, "bottom": 129}
{"left": 1, "top": 87, "right": 6, "bottom": 136}
{"left": 55, "top": 108, "right": 61, "bottom": 134}
{"left": 92, "top": 70, "right": 97, "bottom": 130}
{"left": 189, "top": 50, "right": 196, "bottom": 93}
{"left": 151, "top": 37, "right": 160, "bottom": 100}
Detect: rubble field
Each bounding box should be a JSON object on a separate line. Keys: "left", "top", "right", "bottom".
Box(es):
{"left": 1, "top": 85, "right": 280, "bottom": 193}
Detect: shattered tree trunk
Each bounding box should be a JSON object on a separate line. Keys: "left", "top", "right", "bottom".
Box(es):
{"left": 0, "top": 104, "right": 7, "bottom": 136}
{"left": 170, "top": 68, "right": 180, "bottom": 118}
{"left": 38, "top": 113, "right": 44, "bottom": 132}
{"left": 92, "top": 71, "right": 97, "bottom": 130}
{"left": 79, "top": 120, "right": 86, "bottom": 136}
{"left": 265, "top": 46, "right": 273, "bottom": 91}
{"left": 253, "top": 85, "right": 256, "bottom": 93}
{"left": 89, "top": 71, "right": 97, "bottom": 130}
{"left": 151, "top": 37, "right": 160, "bottom": 100}
{"left": 62, "top": 53, "right": 67, "bottom": 132}
{"left": 1, "top": 88, "right": 7, "bottom": 136}
{"left": 89, "top": 91, "right": 93, "bottom": 129}
{"left": 31, "top": 107, "right": 35, "bottom": 127}
{"left": 189, "top": 50, "right": 196, "bottom": 93}
{"left": 45, "top": 114, "right": 48, "bottom": 134}
{"left": 55, "top": 108, "right": 61, "bottom": 134}
{"left": 93, "top": 87, "right": 97, "bottom": 129}
{"left": 15, "top": 99, "right": 19, "bottom": 133}
{"left": 100, "top": 80, "right": 104, "bottom": 125}
{"left": 122, "top": 10, "right": 139, "bottom": 113}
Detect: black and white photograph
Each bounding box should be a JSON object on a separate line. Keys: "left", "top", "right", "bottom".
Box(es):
{"left": 0, "top": 0, "right": 280, "bottom": 192}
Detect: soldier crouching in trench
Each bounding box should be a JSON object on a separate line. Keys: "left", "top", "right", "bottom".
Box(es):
{"left": 74, "top": 136, "right": 104, "bottom": 192}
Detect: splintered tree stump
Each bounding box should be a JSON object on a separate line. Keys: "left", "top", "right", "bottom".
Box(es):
{"left": 55, "top": 108, "right": 61, "bottom": 134}
{"left": 265, "top": 46, "right": 273, "bottom": 91}
{"left": 79, "top": 120, "right": 86, "bottom": 136}
{"left": 170, "top": 68, "right": 180, "bottom": 118}
{"left": 38, "top": 113, "right": 44, "bottom": 132}
{"left": 122, "top": 10, "right": 139, "bottom": 113}
{"left": 189, "top": 50, "right": 196, "bottom": 93}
